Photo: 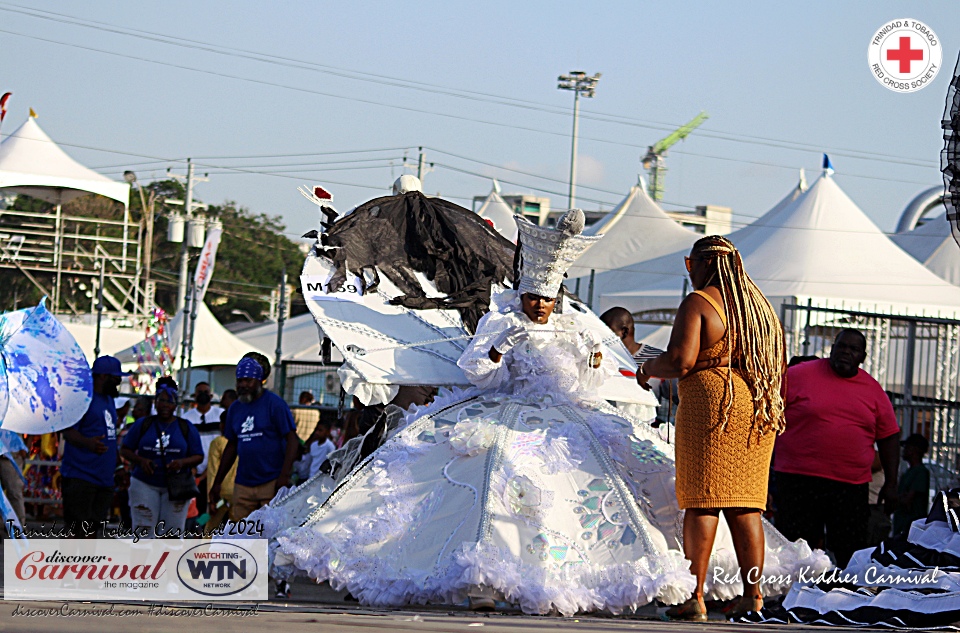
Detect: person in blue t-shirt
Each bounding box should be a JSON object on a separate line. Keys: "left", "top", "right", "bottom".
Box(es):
{"left": 120, "top": 379, "right": 203, "bottom": 537}
{"left": 209, "top": 357, "right": 298, "bottom": 521}
{"left": 61, "top": 355, "right": 127, "bottom": 538}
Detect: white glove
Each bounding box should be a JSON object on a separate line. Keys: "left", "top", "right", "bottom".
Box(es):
{"left": 490, "top": 326, "right": 528, "bottom": 355}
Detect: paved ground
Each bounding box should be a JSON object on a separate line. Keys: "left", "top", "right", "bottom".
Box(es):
{"left": 0, "top": 594, "right": 823, "bottom": 633}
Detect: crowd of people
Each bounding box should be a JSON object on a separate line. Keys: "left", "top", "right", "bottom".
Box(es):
{"left": 0, "top": 351, "right": 355, "bottom": 542}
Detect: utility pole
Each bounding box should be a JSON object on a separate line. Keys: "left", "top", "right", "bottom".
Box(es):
{"left": 177, "top": 160, "right": 194, "bottom": 313}
{"left": 417, "top": 147, "right": 426, "bottom": 182}
{"left": 275, "top": 267, "right": 288, "bottom": 396}
{"left": 168, "top": 159, "right": 209, "bottom": 313}
{"left": 557, "top": 71, "right": 601, "bottom": 210}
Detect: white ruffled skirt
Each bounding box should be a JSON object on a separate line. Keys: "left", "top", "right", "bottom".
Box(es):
{"left": 267, "top": 388, "right": 829, "bottom": 615}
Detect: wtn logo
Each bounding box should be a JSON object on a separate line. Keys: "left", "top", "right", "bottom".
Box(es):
{"left": 185, "top": 559, "right": 247, "bottom": 581}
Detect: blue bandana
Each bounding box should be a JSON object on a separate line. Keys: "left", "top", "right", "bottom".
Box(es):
{"left": 236, "top": 357, "right": 264, "bottom": 380}
{"left": 156, "top": 384, "right": 178, "bottom": 403}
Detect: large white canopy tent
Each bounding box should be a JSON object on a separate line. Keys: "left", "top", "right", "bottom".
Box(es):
{"left": 0, "top": 116, "right": 129, "bottom": 205}
{"left": 601, "top": 174, "right": 960, "bottom": 316}
{"left": 0, "top": 114, "right": 134, "bottom": 314}
{"left": 565, "top": 184, "right": 699, "bottom": 305}
{"left": 891, "top": 213, "right": 960, "bottom": 286}
{"left": 114, "top": 302, "right": 271, "bottom": 394}
{"left": 61, "top": 321, "right": 149, "bottom": 365}
{"left": 474, "top": 182, "right": 518, "bottom": 242}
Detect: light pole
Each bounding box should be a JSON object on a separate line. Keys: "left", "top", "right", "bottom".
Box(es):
{"left": 557, "top": 71, "right": 601, "bottom": 210}
{"left": 124, "top": 170, "right": 156, "bottom": 307}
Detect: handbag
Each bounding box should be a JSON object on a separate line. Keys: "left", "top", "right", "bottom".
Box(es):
{"left": 154, "top": 417, "right": 200, "bottom": 502}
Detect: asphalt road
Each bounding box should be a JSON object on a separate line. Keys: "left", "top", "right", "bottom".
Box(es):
{"left": 0, "top": 596, "right": 823, "bottom": 633}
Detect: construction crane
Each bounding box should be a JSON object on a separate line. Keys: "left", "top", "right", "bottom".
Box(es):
{"left": 641, "top": 111, "right": 708, "bottom": 201}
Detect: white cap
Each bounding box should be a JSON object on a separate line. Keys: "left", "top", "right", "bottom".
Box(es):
{"left": 392, "top": 174, "right": 422, "bottom": 195}
{"left": 114, "top": 397, "right": 130, "bottom": 409}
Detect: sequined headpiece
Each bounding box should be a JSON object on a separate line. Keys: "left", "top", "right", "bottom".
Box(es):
{"left": 514, "top": 209, "right": 602, "bottom": 297}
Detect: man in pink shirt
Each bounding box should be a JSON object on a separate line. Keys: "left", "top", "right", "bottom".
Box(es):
{"left": 774, "top": 329, "right": 901, "bottom": 567}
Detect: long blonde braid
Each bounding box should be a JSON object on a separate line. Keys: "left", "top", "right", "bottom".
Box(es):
{"left": 691, "top": 236, "right": 786, "bottom": 436}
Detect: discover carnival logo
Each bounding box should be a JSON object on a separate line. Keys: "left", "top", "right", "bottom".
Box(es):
{"left": 3, "top": 539, "right": 267, "bottom": 601}
{"left": 869, "top": 19, "right": 941, "bottom": 93}
{"left": 176, "top": 543, "right": 258, "bottom": 597}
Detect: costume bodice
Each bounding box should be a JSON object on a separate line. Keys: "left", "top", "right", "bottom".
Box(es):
{"left": 457, "top": 298, "right": 614, "bottom": 400}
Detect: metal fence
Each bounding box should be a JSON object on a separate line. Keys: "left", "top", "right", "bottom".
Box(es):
{"left": 275, "top": 361, "right": 343, "bottom": 407}
{"left": 781, "top": 301, "right": 960, "bottom": 474}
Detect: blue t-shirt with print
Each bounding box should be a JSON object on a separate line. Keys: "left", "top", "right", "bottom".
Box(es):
{"left": 61, "top": 393, "right": 119, "bottom": 488}
{"left": 122, "top": 416, "right": 203, "bottom": 488}
{"left": 225, "top": 390, "right": 295, "bottom": 487}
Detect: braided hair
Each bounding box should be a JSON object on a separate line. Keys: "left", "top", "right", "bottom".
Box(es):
{"left": 691, "top": 235, "right": 786, "bottom": 436}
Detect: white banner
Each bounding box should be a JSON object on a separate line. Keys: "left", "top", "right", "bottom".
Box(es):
{"left": 192, "top": 226, "right": 222, "bottom": 306}
{"left": 4, "top": 539, "right": 267, "bottom": 601}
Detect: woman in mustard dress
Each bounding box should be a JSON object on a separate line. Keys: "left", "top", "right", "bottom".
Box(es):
{"left": 638, "top": 235, "right": 786, "bottom": 621}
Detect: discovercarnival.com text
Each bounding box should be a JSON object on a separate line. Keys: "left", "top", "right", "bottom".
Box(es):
{"left": 10, "top": 603, "right": 260, "bottom": 617}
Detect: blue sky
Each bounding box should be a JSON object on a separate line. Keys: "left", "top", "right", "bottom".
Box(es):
{"left": 2, "top": 1, "right": 958, "bottom": 242}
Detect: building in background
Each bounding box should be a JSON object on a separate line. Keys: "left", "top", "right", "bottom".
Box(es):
{"left": 666, "top": 204, "right": 732, "bottom": 235}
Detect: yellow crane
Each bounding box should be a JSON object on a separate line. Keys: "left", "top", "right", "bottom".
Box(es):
{"left": 641, "top": 111, "right": 708, "bottom": 201}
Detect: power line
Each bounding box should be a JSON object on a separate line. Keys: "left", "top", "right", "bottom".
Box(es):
{"left": 0, "top": 4, "right": 940, "bottom": 169}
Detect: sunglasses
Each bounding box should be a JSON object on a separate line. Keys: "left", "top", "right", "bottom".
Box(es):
{"left": 684, "top": 256, "right": 701, "bottom": 273}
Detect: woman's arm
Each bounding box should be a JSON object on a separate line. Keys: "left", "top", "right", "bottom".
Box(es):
{"left": 457, "top": 311, "right": 513, "bottom": 389}
{"left": 120, "top": 446, "right": 156, "bottom": 476}
{"left": 638, "top": 294, "right": 704, "bottom": 385}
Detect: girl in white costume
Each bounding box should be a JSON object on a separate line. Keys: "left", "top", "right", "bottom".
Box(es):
{"left": 271, "top": 210, "right": 826, "bottom": 615}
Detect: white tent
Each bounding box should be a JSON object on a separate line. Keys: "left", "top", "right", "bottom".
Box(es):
{"left": 237, "top": 312, "right": 344, "bottom": 363}
{"left": 595, "top": 178, "right": 807, "bottom": 313}
{"left": 891, "top": 213, "right": 960, "bottom": 286}
{"left": 475, "top": 183, "right": 518, "bottom": 242}
{"left": 602, "top": 174, "right": 960, "bottom": 317}
{"left": 114, "top": 302, "right": 271, "bottom": 368}
{"left": 61, "top": 321, "right": 149, "bottom": 364}
{"left": 566, "top": 185, "right": 699, "bottom": 302}
{"left": 0, "top": 116, "right": 129, "bottom": 205}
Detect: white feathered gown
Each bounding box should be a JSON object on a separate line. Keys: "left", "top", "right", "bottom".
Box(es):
{"left": 276, "top": 303, "right": 697, "bottom": 614}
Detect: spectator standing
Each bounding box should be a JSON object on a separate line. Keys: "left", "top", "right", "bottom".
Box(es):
{"left": 182, "top": 383, "right": 224, "bottom": 428}
{"left": 61, "top": 355, "right": 126, "bottom": 538}
{"left": 307, "top": 419, "right": 336, "bottom": 479}
{"left": 293, "top": 390, "right": 321, "bottom": 441}
{"left": 120, "top": 380, "right": 203, "bottom": 537}
{"left": 0, "top": 428, "right": 28, "bottom": 533}
{"left": 637, "top": 236, "right": 787, "bottom": 620}
{"left": 774, "top": 329, "right": 900, "bottom": 567}
{"left": 205, "top": 389, "right": 238, "bottom": 534}
{"left": 893, "top": 433, "right": 930, "bottom": 535}
{"left": 209, "top": 358, "right": 298, "bottom": 521}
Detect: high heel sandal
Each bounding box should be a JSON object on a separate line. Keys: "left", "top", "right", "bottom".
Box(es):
{"left": 661, "top": 596, "right": 708, "bottom": 621}
{"left": 726, "top": 596, "right": 764, "bottom": 621}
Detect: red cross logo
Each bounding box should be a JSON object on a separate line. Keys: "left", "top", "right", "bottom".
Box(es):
{"left": 886, "top": 36, "right": 924, "bottom": 73}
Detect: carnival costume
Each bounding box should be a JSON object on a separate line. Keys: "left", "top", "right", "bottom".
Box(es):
{"left": 258, "top": 208, "right": 829, "bottom": 615}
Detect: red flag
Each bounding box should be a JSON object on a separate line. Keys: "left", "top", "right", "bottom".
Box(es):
{"left": 0, "top": 92, "right": 11, "bottom": 126}
{"left": 313, "top": 186, "right": 333, "bottom": 200}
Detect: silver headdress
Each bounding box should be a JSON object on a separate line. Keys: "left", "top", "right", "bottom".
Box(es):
{"left": 514, "top": 208, "right": 602, "bottom": 297}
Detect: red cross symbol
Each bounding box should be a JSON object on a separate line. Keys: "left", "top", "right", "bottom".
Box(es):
{"left": 886, "top": 36, "right": 924, "bottom": 73}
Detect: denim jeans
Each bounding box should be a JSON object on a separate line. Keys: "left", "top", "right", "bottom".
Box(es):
{"left": 128, "top": 476, "right": 190, "bottom": 537}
